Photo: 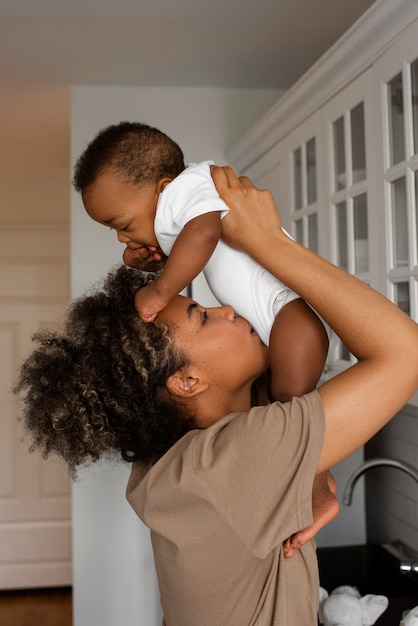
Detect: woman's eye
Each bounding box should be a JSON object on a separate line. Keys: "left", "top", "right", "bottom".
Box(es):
{"left": 202, "top": 310, "right": 208, "bottom": 324}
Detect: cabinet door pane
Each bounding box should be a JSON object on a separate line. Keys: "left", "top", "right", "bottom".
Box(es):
{"left": 391, "top": 177, "right": 409, "bottom": 268}
{"left": 412, "top": 59, "right": 418, "bottom": 156}
{"left": 336, "top": 201, "right": 348, "bottom": 271}
{"left": 351, "top": 102, "right": 366, "bottom": 183}
{"left": 353, "top": 193, "right": 369, "bottom": 273}
{"left": 306, "top": 138, "right": 317, "bottom": 204}
{"left": 293, "top": 148, "right": 302, "bottom": 210}
{"left": 295, "top": 218, "right": 303, "bottom": 244}
{"left": 333, "top": 117, "right": 346, "bottom": 190}
{"left": 415, "top": 171, "right": 418, "bottom": 254}
{"left": 308, "top": 213, "right": 318, "bottom": 253}
{"left": 395, "top": 282, "right": 410, "bottom": 316}
{"left": 388, "top": 72, "right": 405, "bottom": 166}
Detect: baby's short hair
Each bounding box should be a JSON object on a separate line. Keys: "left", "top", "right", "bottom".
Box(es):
{"left": 73, "top": 121, "right": 185, "bottom": 192}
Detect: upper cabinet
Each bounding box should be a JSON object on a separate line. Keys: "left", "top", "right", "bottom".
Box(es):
{"left": 373, "top": 24, "right": 418, "bottom": 323}
{"left": 227, "top": 0, "right": 418, "bottom": 403}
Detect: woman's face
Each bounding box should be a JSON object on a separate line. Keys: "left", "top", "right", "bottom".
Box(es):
{"left": 158, "top": 295, "right": 269, "bottom": 399}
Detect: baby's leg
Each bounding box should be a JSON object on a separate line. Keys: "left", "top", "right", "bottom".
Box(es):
{"left": 269, "top": 297, "right": 329, "bottom": 402}
{"left": 268, "top": 299, "right": 338, "bottom": 554}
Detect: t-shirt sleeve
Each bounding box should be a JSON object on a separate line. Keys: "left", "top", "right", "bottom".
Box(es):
{"left": 190, "top": 390, "right": 324, "bottom": 558}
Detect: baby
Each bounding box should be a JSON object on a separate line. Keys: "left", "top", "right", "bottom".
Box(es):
{"left": 73, "top": 121, "right": 339, "bottom": 551}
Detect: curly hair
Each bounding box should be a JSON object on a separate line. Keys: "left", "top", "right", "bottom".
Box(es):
{"left": 14, "top": 265, "right": 197, "bottom": 477}
{"left": 72, "top": 121, "right": 185, "bottom": 192}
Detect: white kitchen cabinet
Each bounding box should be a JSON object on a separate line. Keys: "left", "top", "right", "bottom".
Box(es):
{"left": 228, "top": 0, "right": 418, "bottom": 403}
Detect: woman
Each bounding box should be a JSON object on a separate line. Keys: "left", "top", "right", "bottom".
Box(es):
{"left": 15, "top": 167, "right": 418, "bottom": 625}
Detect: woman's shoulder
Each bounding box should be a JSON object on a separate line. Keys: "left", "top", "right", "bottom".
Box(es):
{"left": 191, "top": 391, "right": 324, "bottom": 461}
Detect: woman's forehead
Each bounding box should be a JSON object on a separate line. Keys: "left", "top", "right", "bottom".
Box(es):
{"left": 157, "top": 294, "right": 197, "bottom": 323}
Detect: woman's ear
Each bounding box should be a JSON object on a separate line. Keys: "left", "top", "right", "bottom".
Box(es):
{"left": 166, "top": 371, "right": 209, "bottom": 399}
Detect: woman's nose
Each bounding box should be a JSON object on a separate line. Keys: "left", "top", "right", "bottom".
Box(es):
{"left": 216, "top": 305, "right": 236, "bottom": 321}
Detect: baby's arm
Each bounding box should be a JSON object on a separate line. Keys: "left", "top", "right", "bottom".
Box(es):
{"left": 135, "top": 212, "right": 221, "bottom": 322}
{"left": 269, "top": 298, "right": 329, "bottom": 402}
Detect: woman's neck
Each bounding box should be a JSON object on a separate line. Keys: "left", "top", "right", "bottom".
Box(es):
{"left": 193, "top": 385, "right": 253, "bottom": 428}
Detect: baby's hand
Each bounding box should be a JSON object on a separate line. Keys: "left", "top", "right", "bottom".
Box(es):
{"left": 134, "top": 282, "right": 170, "bottom": 322}
{"left": 123, "top": 245, "right": 166, "bottom": 272}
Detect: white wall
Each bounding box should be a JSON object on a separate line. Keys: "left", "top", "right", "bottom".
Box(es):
{"left": 70, "top": 84, "right": 282, "bottom": 626}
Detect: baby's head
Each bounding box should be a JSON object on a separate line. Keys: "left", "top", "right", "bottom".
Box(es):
{"left": 73, "top": 122, "right": 185, "bottom": 251}
{"left": 73, "top": 121, "right": 185, "bottom": 191}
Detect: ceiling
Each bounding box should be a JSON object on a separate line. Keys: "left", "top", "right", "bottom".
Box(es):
{"left": 1, "top": 0, "right": 377, "bottom": 90}
{"left": 0, "top": 0, "right": 378, "bottom": 226}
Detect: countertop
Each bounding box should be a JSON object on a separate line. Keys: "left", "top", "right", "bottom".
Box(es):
{"left": 317, "top": 544, "right": 418, "bottom": 626}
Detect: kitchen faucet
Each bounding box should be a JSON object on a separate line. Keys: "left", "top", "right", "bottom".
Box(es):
{"left": 342, "top": 457, "right": 418, "bottom": 573}
{"left": 343, "top": 457, "right": 418, "bottom": 506}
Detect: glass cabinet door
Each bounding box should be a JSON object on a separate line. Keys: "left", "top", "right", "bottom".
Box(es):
{"left": 285, "top": 113, "right": 323, "bottom": 255}
{"left": 292, "top": 137, "right": 318, "bottom": 252}
{"left": 332, "top": 104, "right": 368, "bottom": 364}
{"left": 375, "top": 27, "right": 418, "bottom": 327}
{"left": 323, "top": 70, "right": 373, "bottom": 365}
{"left": 330, "top": 102, "right": 370, "bottom": 277}
{"left": 292, "top": 138, "right": 318, "bottom": 251}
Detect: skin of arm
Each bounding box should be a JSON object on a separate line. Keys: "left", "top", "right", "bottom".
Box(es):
{"left": 134, "top": 211, "right": 221, "bottom": 322}
{"left": 213, "top": 165, "right": 418, "bottom": 475}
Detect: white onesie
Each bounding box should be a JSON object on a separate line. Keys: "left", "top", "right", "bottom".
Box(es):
{"left": 155, "top": 161, "right": 334, "bottom": 349}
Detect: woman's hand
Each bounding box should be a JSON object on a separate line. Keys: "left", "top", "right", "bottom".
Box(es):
{"left": 211, "top": 165, "right": 285, "bottom": 257}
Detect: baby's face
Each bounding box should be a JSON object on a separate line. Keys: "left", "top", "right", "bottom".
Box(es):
{"left": 83, "top": 170, "right": 161, "bottom": 251}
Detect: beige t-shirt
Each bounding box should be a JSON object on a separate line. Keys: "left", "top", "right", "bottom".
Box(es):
{"left": 126, "top": 391, "right": 324, "bottom": 626}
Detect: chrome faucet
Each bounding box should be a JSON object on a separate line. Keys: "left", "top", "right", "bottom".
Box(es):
{"left": 343, "top": 457, "right": 418, "bottom": 574}
{"left": 343, "top": 457, "right": 418, "bottom": 506}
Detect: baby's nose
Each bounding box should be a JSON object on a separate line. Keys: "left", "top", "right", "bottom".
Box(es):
{"left": 117, "top": 231, "right": 130, "bottom": 244}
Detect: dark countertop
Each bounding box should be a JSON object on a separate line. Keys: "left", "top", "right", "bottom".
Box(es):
{"left": 317, "top": 544, "right": 418, "bottom": 626}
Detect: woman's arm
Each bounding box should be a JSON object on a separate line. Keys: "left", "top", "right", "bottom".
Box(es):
{"left": 135, "top": 212, "right": 221, "bottom": 322}
{"left": 213, "top": 166, "right": 418, "bottom": 473}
